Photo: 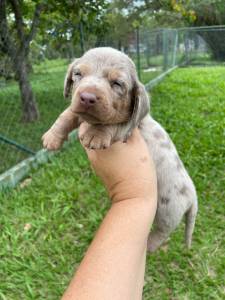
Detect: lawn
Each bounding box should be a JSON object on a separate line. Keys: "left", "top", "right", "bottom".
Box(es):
{"left": 0, "top": 58, "right": 155, "bottom": 174}
{"left": 0, "top": 66, "right": 225, "bottom": 299}
{"left": 0, "top": 59, "right": 68, "bottom": 173}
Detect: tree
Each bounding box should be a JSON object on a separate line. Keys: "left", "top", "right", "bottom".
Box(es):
{"left": 0, "top": 0, "right": 44, "bottom": 122}
{"left": 40, "top": 0, "right": 109, "bottom": 57}
{"left": 104, "top": 0, "right": 148, "bottom": 50}
{"left": 180, "top": 0, "right": 225, "bottom": 61}
{"left": 0, "top": 0, "right": 108, "bottom": 122}
{"left": 148, "top": 0, "right": 225, "bottom": 60}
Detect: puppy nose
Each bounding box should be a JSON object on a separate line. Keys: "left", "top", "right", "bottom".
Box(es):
{"left": 80, "top": 92, "right": 97, "bottom": 107}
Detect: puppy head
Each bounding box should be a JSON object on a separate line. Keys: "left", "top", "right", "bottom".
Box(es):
{"left": 64, "top": 47, "right": 149, "bottom": 126}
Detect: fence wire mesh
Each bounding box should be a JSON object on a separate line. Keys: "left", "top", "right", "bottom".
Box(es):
{"left": 0, "top": 25, "right": 225, "bottom": 174}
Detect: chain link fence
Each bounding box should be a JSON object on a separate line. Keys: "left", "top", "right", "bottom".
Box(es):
{"left": 137, "top": 25, "right": 225, "bottom": 84}
{"left": 0, "top": 25, "right": 225, "bottom": 174}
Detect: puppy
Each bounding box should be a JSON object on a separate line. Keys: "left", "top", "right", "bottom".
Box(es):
{"left": 42, "top": 47, "right": 198, "bottom": 252}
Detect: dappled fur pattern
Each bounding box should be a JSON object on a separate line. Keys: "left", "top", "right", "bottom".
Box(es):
{"left": 42, "top": 47, "right": 198, "bottom": 252}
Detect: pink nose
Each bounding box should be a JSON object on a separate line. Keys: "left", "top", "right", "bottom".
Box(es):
{"left": 80, "top": 92, "right": 97, "bottom": 108}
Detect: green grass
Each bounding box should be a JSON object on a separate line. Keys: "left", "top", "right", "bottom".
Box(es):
{"left": 188, "top": 53, "right": 225, "bottom": 67}
{"left": 144, "top": 66, "right": 225, "bottom": 299}
{"left": 0, "top": 66, "right": 224, "bottom": 299}
{"left": 0, "top": 58, "right": 157, "bottom": 174}
{"left": 0, "top": 59, "right": 69, "bottom": 173}
{"left": 141, "top": 69, "right": 162, "bottom": 84}
{"left": 1, "top": 53, "right": 221, "bottom": 174}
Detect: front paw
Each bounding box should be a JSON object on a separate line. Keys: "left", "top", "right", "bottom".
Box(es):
{"left": 79, "top": 125, "right": 112, "bottom": 150}
{"left": 42, "top": 129, "right": 64, "bottom": 151}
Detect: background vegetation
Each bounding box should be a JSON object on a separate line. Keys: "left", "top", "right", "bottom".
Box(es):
{"left": 0, "top": 59, "right": 67, "bottom": 173}
{"left": 0, "top": 58, "right": 154, "bottom": 173}
{"left": 0, "top": 67, "right": 224, "bottom": 299}
{"left": 1, "top": 0, "right": 224, "bottom": 173}
{"left": 0, "top": 2, "right": 224, "bottom": 298}
{"left": 1, "top": 0, "right": 225, "bottom": 122}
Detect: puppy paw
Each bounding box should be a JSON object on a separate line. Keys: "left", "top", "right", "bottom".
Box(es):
{"left": 82, "top": 134, "right": 112, "bottom": 149}
{"left": 42, "top": 129, "right": 64, "bottom": 151}
{"left": 79, "top": 123, "right": 112, "bottom": 149}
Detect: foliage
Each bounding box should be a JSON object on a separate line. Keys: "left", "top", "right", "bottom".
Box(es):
{"left": 0, "top": 0, "right": 109, "bottom": 121}
{"left": 101, "top": 0, "right": 160, "bottom": 50}
{"left": 0, "top": 0, "right": 44, "bottom": 121}
{"left": 36, "top": 0, "right": 109, "bottom": 57}
{"left": 170, "top": 0, "right": 225, "bottom": 25}
{"left": 141, "top": 0, "right": 225, "bottom": 27}
{"left": 0, "top": 66, "right": 224, "bottom": 299}
{"left": 0, "top": 57, "right": 151, "bottom": 173}
{"left": 0, "top": 59, "right": 68, "bottom": 173}
{"left": 0, "top": 0, "right": 109, "bottom": 68}
{"left": 139, "top": 1, "right": 225, "bottom": 60}
{"left": 170, "top": 0, "right": 225, "bottom": 60}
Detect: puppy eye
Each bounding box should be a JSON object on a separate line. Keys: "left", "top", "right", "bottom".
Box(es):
{"left": 112, "top": 80, "right": 122, "bottom": 88}
{"left": 74, "top": 70, "right": 82, "bottom": 77}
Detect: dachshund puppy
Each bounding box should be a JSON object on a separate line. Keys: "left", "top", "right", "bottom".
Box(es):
{"left": 42, "top": 47, "right": 198, "bottom": 252}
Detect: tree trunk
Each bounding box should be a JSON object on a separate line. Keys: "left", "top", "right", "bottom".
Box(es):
{"left": 15, "top": 56, "right": 39, "bottom": 122}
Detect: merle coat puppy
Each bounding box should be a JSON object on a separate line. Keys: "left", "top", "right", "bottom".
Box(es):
{"left": 42, "top": 47, "right": 198, "bottom": 252}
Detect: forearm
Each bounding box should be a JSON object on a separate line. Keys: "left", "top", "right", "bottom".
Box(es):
{"left": 42, "top": 106, "right": 80, "bottom": 150}
{"left": 50, "top": 106, "right": 79, "bottom": 139}
{"left": 62, "top": 195, "right": 157, "bottom": 300}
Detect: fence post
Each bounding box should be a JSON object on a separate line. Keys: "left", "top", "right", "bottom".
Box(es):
{"left": 184, "top": 30, "right": 190, "bottom": 65}
{"left": 172, "top": 29, "right": 178, "bottom": 66}
{"left": 145, "top": 31, "right": 151, "bottom": 68}
{"left": 79, "top": 21, "right": 85, "bottom": 54}
{"left": 136, "top": 27, "right": 141, "bottom": 80}
{"left": 163, "top": 29, "right": 169, "bottom": 71}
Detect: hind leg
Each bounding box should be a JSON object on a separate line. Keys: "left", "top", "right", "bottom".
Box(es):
{"left": 185, "top": 202, "right": 198, "bottom": 249}
{"left": 147, "top": 204, "right": 184, "bottom": 253}
{"left": 147, "top": 228, "right": 171, "bottom": 253}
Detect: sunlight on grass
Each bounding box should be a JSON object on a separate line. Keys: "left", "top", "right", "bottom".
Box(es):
{"left": 0, "top": 66, "right": 225, "bottom": 299}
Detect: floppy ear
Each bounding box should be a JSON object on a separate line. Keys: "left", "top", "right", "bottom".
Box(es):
{"left": 63, "top": 59, "right": 79, "bottom": 99}
{"left": 130, "top": 80, "right": 150, "bottom": 128}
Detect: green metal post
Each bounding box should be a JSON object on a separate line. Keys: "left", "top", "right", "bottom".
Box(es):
{"left": 172, "top": 29, "right": 178, "bottom": 67}
{"left": 184, "top": 30, "right": 190, "bottom": 65}
{"left": 136, "top": 27, "right": 141, "bottom": 80}
{"left": 163, "top": 29, "right": 168, "bottom": 71}
{"left": 79, "top": 21, "right": 85, "bottom": 54}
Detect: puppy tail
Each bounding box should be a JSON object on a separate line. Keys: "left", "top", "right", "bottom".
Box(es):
{"left": 185, "top": 201, "right": 198, "bottom": 249}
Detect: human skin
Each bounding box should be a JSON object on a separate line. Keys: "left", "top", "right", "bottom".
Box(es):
{"left": 61, "top": 128, "right": 157, "bottom": 300}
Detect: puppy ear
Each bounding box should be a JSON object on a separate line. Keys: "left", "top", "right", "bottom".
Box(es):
{"left": 130, "top": 80, "right": 150, "bottom": 127}
{"left": 63, "top": 59, "right": 79, "bottom": 98}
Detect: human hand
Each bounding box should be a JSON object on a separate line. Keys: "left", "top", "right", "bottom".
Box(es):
{"left": 79, "top": 125, "right": 157, "bottom": 203}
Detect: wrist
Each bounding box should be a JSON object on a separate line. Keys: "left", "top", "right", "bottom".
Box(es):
{"left": 109, "top": 178, "right": 157, "bottom": 204}
{"left": 111, "top": 195, "right": 157, "bottom": 231}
